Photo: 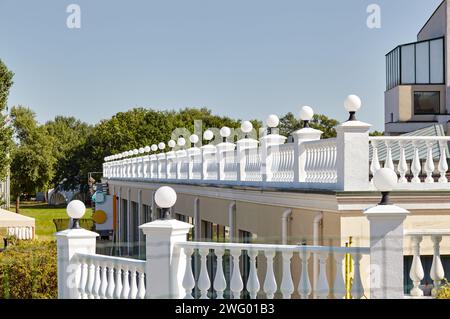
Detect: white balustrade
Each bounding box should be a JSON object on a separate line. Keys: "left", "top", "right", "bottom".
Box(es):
{"left": 75, "top": 253, "right": 146, "bottom": 299}
{"left": 222, "top": 150, "right": 238, "bottom": 181}
{"left": 370, "top": 137, "right": 450, "bottom": 190}
{"left": 177, "top": 242, "right": 369, "bottom": 300}
{"left": 267, "top": 144, "right": 295, "bottom": 182}
{"left": 303, "top": 139, "right": 337, "bottom": 184}
{"left": 243, "top": 147, "right": 262, "bottom": 182}
{"left": 405, "top": 230, "right": 450, "bottom": 298}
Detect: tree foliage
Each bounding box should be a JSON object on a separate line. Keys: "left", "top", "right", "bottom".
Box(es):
{"left": 9, "top": 106, "right": 56, "bottom": 212}
{"left": 0, "top": 59, "right": 14, "bottom": 180}
{"left": 279, "top": 112, "right": 339, "bottom": 139}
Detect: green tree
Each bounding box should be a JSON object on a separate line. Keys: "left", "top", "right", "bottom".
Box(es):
{"left": 9, "top": 106, "right": 56, "bottom": 213}
{"left": 279, "top": 112, "right": 339, "bottom": 139}
{"left": 44, "top": 116, "right": 93, "bottom": 190}
{"left": 0, "top": 59, "right": 14, "bottom": 181}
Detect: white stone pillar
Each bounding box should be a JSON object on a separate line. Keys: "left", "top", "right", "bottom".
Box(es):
{"left": 292, "top": 127, "right": 323, "bottom": 182}
{"left": 140, "top": 219, "right": 193, "bottom": 298}
{"left": 259, "top": 134, "right": 286, "bottom": 182}
{"left": 336, "top": 120, "right": 371, "bottom": 191}
{"left": 56, "top": 228, "right": 99, "bottom": 299}
{"left": 236, "top": 138, "right": 258, "bottom": 182}
{"left": 364, "top": 204, "right": 409, "bottom": 299}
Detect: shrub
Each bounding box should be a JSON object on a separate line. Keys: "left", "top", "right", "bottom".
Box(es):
{"left": 436, "top": 279, "right": 450, "bottom": 299}
{"left": 0, "top": 240, "right": 57, "bottom": 299}
{"left": 53, "top": 218, "right": 94, "bottom": 232}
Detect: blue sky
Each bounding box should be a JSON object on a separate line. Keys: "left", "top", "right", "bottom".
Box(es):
{"left": 0, "top": 0, "right": 444, "bottom": 131}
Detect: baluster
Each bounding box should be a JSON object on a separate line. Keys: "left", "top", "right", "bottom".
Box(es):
{"left": 298, "top": 248, "right": 311, "bottom": 299}
{"left": 411, "top": 141, "right": 422, "bottom": 183}
{"left": 425, "top": 141, "right": 435, "bottom": 183}
{"left": 263, "top": 250, "right": 277, "bottom": 299}
{"left": 121, "top": 267, "right": 130, "bottom": 299}
{"left": 438, "top": 140, "right": 448, "bottom": 183}
{"left": 213, "top": 248, "right": 227, "bottom": 299}
{"left": 409, "top": 235, "right": 424, "bottom": 297}
{"left": 384, "top": 140, "right": 394, "bottom": 170}
{"left": 247, "top": 249, "right": 260, "bottom": 299}
{"left": 397, "top": 140, "right": 408, "bottom": 183}
{"left": 332, "top": 253, "right": 346, "bottom": 299}
{"left": 230, "top": 249, "right": 243, "bottom": 299}
{"left": 430, "top": 235, "right": 444, "bottom": 297}
{"left": 280, "top": 251, "right": 294, "bottom": 299}
{"left": 182, "top": 247, "right": 195, "bottom": 299}
{"left": 93, "top": 263, "right": 101, "bottom": 299}
{"left": 114, "top": 268, "right": 123, "bottom": 299}
{"left": 316, "top": 252, "right": 330, "bottom": 299}
{"left": 198, "top": 248, "right": 211, "bottom": 299}
{"left": 129, "top": 266, "right": 138, "bottom": 299}
{"left": 106, "top": 264, "right": 115, "bottom": 299}
{"left": 350, "top": 253, "right": 364, "bottom": 299}
{"left": 137, "top": 271, "right": 146, "bottom": 299}
{"left": 87, "top": 262, "right": 95, "bottom": 299}
{"left": 100, "top": 262, "right": 108, "bottom": 299}
{"left": 79, "top": 259, "right": 88, "bottom": 299}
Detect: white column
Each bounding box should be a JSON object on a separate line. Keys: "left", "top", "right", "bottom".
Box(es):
{"left": 56, "top": 228, "right": 99, "bottom": 299}
{"left": 228, "top": 201, "right": 236, "bottom": 243}
{"left": 336, "top": 120, "right": 371, "bottom": 191}
{"left": 236, "top": 138, "right": 258, "bottom": 182}
{"left": 259, "top": 134, "right": 286, "bottom": 182}
{"left": 365, "top": 204, "right": 409, "bottom": 299}
{"left": 292, "top": 127, "right": 323, "bottom": 182}
{"left": 140, "top": 219, "right": 193, "bottom": 298}
{"left": 216, "top": 142, "right": 236, "bottom": 180}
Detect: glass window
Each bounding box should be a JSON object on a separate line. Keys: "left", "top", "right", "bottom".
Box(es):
{"left": 401, "top": 44, "right": 415, "bottom": 83}
{"left": 414, "top": 91, "right": 440, "bottom": 114}
{"left": 430, "top": 39, "right": 444, "bottom": 83}
{"left": 415, "top": 42, "right": 430, "bottom": 83}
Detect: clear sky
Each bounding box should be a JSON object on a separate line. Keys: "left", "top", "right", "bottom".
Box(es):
{"left": 0, "top": 0, "right": 444, "bottom": 131}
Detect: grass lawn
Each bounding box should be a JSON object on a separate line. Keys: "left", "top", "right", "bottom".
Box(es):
{"left": 7, "top": 202, "right": 93, "bottom": 241}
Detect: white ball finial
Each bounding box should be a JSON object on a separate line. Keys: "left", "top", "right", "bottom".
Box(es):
{"left": 300, "top": 106, "right": 314, "bottom": 122}
{"left": 168, "top": 140, "right": 176, "bottom": 148}
{"left": 203, "top": 130, "right": 214, "bottom": 141}
{"left": 144, "top": 146, "right": 151, "bottom": 153}
{"left": 67, "top": 200, "right": 86, "bottom": 220}
{"left": 241, "top": 121, "right": 253, "bottom": 134}
{"left": 189, "top": 134, "right": 199, "bottom": 144}
{"left": 266, "top": 114, "right": 279, "bottom": 128}
{"left": 177, "top": 137, "right": 186, "bottom": 146}
{"left": 151, "top": 144, "right": 158, "bottom": 152}
{"left": 154, "top": 186, "right": 177, "bottom": 208}
{"left": 158, "top": 142, "right": 166, "bottom": 150}
{"left": 133, "top": 149, "right": 139, "bottom": 155}
{"left": 373, "top": 168, "right": 397, "bottom": 192}
{"left": 220, "top": 126, "right": 231, "bottom": 138}
{"left": 344, "top": 94, "right": 362, "bottom": 113}
{"left": 139, "top": 147, "right": 145, "bottom": 154}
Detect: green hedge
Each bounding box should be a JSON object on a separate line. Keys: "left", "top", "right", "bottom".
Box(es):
{"left": 0, "top": 240, "right": 57, "bottom": 299}
{"left": 53, "top": 218, "right": 95, "bottom": 232}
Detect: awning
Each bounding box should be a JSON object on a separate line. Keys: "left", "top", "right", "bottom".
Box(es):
{"left": 0, "top": 208, "right": 35, "bottom": 239}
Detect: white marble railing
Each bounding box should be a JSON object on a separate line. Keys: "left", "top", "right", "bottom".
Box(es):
{"left": 303, "top": 138, "right": 337, "bottom": 184}
{"left": 177, "top": 241, "right": 369, "bottom": 299}
{"left": 267, "top": 143, "right": 295, "bottom": 182}
{"left": 369, "top": 137, "right": 450, "bottom": 189}
{"left": 74, "top": 253, "right": 146, "bottom": 299}
{"left": 405, "top": 229, "right": 450, "bottom": 298}
{"left": 243, "top": 147, "right": 262, "bottom": 182}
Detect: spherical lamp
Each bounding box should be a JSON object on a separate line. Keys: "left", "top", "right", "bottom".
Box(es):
{"left": 154, "top": 186, "right": 177, "bottom": 219}
{"left": 266, "top": 114, "right": 279, "bottom": 134}
{"left": 67, "top": 200, "right": 86, "bottom": 229}
{"left": 372, "top": 168, "right": 398, "bottom": 205}
{"left": 139, "top": 147, "right": 145, "bottom": 154}
{"left": 133, "top": 149, "right": 139, "bottom": 155}
{"left": 220, "top": 126, "right": 231, "bottom": 142}
{"left": 189, "top": 134, "right": 199, "bottom": 147}
{"left": 177, "top": 137, "right": 186, "bottom": 147}
{"left": 168, "top": 140, "right": 176, "bottom": 148}
{"left": 300, "top": 106, "right": 314, "bottom": 128}
{"left": 344, "top": 94, "right": 362, "bottom": 121}
{"left": 158, "top": 142, "right": 166, "bottom": 150}
{"left": 144, "top": 145, "right": 151, "bottom": 153}
{"left": 203, "top": 130, "right": 214, "bottom": 143}
{"left": 241, "top": 121, "right": 253, "bottom": 138}
{"left": 151, "top": 144, "right": 158, "bottom": 152}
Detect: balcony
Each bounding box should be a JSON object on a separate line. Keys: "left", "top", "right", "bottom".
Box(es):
{"left": 386, "top": 37, "right": 445, "bottom": 91}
